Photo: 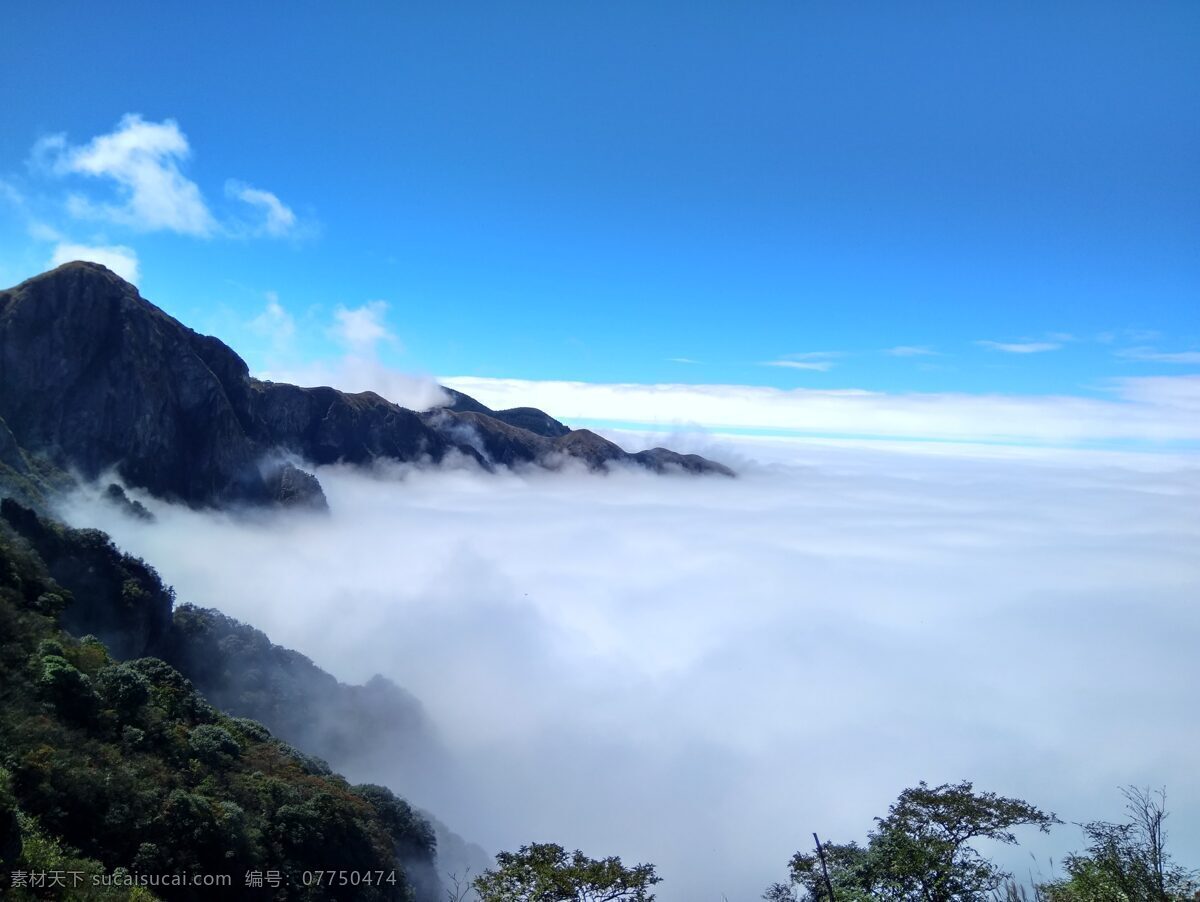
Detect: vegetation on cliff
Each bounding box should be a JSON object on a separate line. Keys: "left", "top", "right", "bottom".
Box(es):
{"left": 0, "top": 508, "right": 438, "bottom": 900}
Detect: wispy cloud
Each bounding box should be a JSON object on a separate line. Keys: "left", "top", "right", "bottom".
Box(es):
{"left": 1117, "top": 347, "right": 1200, "bottom": 365}
{"left": 249, "top": 291, "right": 296, "bottom": 342}
{"left": 258, "top": 299, "right": 447, "bottom": 410}
{"left": 761, "top": 360, "right": 835, "bottom": 371}
{"left": 668, "top": 357, "right": 700, "bottom": 365}
{"left": 225, "top": 180, "right": 299, "bottom": 237}
{"left": 48, "top": 241, "right": 140, "bottom": 283}
{"left": 760, "top": 351, "right": 841, "bottom": 372}
{"left": 886, "top": 345, "right": 938, "bottom": 357}
{"left": 331, "top": 300, "right": 394, "bottom": 349}
{"left": 976, "top": 340, "right": 1062, "bottom": 354}
{"left": 0, "top": 179, "right": 24, "bottom": 207}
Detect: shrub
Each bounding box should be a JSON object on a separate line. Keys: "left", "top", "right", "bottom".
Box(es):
{"left": 187, "top": 724, "right": 241, "bottom": 765}
{"left": 37, "top": 655, "right": 97, "bottom": 721}
{"left": 95, "top": 663, "right": 151, "bottom": 720}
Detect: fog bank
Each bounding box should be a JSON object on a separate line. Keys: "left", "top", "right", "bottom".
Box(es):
{"left": 61, "top": 438, "right": 1200, "bottom": 900}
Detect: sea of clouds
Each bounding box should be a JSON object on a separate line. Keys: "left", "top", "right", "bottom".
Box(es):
{"left": 59, "top": 435, "right": 1200, "bottom": 900}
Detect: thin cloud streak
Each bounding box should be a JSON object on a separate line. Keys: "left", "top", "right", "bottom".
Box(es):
{"left": 1118, "top": 347, "right": 1200, "bottom": 365}
{"left": 977, "top": 340, "right": 1062, "bottom": 354}
{"left": 760, "top": 351, "right": 842, "bottom": 372}
{"left": 760, "top": 359, "right": 835, "bottom": 372}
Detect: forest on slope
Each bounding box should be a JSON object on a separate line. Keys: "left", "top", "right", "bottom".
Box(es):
{"left": 0, "top": 499, "right": 443, "bottom": 900}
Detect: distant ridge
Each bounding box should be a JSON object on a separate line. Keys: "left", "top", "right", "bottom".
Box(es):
{"left": 0, "top": 262, "right": 731, "bottom": 509}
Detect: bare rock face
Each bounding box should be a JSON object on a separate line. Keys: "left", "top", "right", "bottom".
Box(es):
{"left": 0, "top": 262, "right": 296, "bottom": 506}
{"left": 0, "top": 262, "right": 732, "bottom": 509}
{"left": 262, "top": 462, "right": 329, "bottom": 511}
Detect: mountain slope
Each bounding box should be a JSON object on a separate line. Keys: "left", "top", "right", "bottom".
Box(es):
{"left": 0, "top": 502, "right": 442, "bottom": 900}
{"left": 0, "top": 263, "right": 731, "bottom": 510}
{"left": 0, "top": 497, "right": 497, "bottom": 897}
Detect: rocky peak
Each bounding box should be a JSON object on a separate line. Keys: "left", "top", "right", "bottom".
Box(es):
{"left": 0, "top": 264, "right": 732, "bottom": 511}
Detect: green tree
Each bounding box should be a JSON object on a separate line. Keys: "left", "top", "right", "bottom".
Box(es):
{"left": 0, "top": 767, "right": 21, "bottom": 867}
{"left": 37, "top": 653, "right": 97, "bottom": 721}
{"left": 94, "top": 662, "right": 151, "bottom": 721}
{"left": 474, "top": 842, "right": 661, "bottom": 902}
{"left": 765, "top": 840, "right": 876, "bottom": 902}
{"left": 768, "top": 781, "right": 1058, "bottom": 901}
{"left": 1041, "top": 787, "right": 1198, "bottom": 901}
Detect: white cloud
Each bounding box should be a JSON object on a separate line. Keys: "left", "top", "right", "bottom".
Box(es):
{"left": 1116, "top": 375, "right": 1200, "bottom": 411}
{"left": 760, "top": 351, "right": 841, "bottom": 372}
{"left": 225, "top": 180, "right": 298, "bottom": 237}
{"left": 30, "top": 115, "right": 304, "bottom": 242}
{"left": 48, "top": 114, "right": 217, "bottom": 236}
{"left": 63, "top": 441, "right": 1200, "bottom": 901}
{"left": 977, "top": 340, "right": 1062, "bottom": 354}
{"left": 249, "top": 291, "right": 296, "bottom": 341}
{"left": 0, "top": 179, "right": 23, "bottom": 207}
{"left": 887, "top": 345, "right": 938, "bottom": 357}
{"left": 439, "top": 375, "right": 1200, "bottom": 447}
{"left": 27, "top": 222, "right": 62, "bottom": 242}
{"left": 48, "top": 241, "right": 140, "bottom": 283}
{"left": 273, "top": 356, "right": 450, "bottom": 411}
{"left": 1117, "top": 347, "right": 1200, "bottom": 365}
{"left": 761, "top": 359, "right": 835, "bottom": 371}
{"left": 332, "top": 300, "right": 393, "bottom": 349}
{"left": 668, "top": 357, "right": 700, "bottom": 365}
{"left": 257, "top": 299, "right": 447, "bottom": 410}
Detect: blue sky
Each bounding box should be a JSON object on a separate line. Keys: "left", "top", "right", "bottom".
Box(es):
{"left": 1, "top": 2, "right": 1197, "bottom": 444}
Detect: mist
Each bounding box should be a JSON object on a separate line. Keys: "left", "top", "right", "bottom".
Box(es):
{"left": 58, "top": 437, "right": 1200, "bottom": 900}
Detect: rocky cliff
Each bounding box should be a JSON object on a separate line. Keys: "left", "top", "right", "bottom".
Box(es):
{"left": 0, "top": 262, "right": 731, "bottom": 510}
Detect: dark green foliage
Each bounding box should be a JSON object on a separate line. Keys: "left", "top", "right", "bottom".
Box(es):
{"left": 94, "top": 661, "right": 152, "bottom": 720}
{"left": 0, "top": 518, "right": 437, "bottom": 900}
{"left": 159, "top": 603, "right": 437, "bottom": 785}
{"left": 33, "top": 590, "right": 65, "bottom": 616}
{"left": 355, "top": 784, "right": 438, "bottom": 864}
{"left": 768, "top": 782, "right": 1059, "bottom": 902}
{"left": 1, "top": 498, "right": 173, "bottom": 659}
{"left": 1041, "top": 787, "right": 1198, "bottom": 901}
{"left": 764, "top": 842, "right": 875, "bottom": 902}
{"left": 0, "top": 768, "right": 21, "bottom": 867}
{"left": 37, "top": 653, "right": 98, "bottom": 721}
{"left": 187, "top": 723, "right": 241, "bottom": 765}
{"left": 473, "top": 842, "right": 661, "bottom": 902}
{"left": 230, "top": 716, "right": 273, "bottom": 742}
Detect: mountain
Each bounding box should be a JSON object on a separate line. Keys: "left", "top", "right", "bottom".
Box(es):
{"left": 0, "top": 496, "right": 488, "bottom": 898}
{"left": 0, "top": 499, "right": 444, "bottom": 900}
{"left": 0, "top": 262, "right": 731, "bottom": 511}
{"left": 0, "top": 261, "right": 730, "bottom": 895}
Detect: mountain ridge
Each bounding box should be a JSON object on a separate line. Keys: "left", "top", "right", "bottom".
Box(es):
{"left": 0, "top": 262, "right": 731, "bottom": 511}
